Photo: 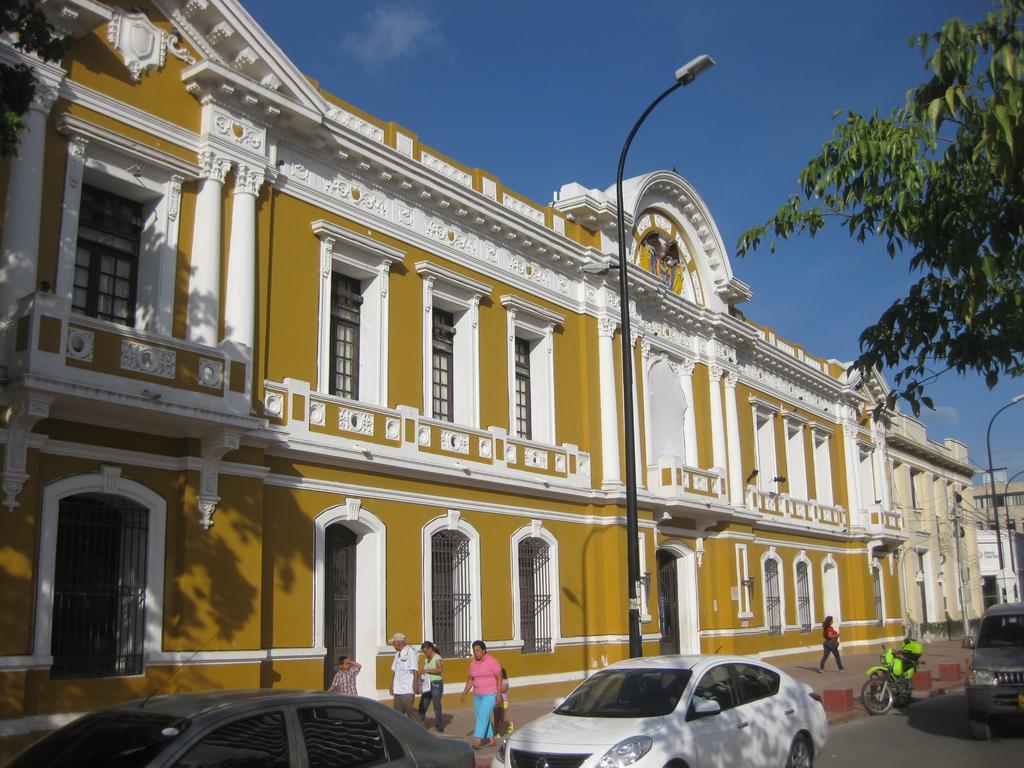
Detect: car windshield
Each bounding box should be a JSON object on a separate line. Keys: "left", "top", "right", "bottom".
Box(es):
{"left": 977, "top": 614, "right": 1024, "bottom": 648}
{"left": 554, "top": 668, "right": 692, "bottom": 718}
{"left": 8, "top": 711, "right": 189, "bottom": 768}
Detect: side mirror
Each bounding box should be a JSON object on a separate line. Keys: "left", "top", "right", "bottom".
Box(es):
{"left": 689, "top": 698, "right": 722, "bottom": 719}
{"left": 962, "top": 636, "right": 975, "bottom": 649}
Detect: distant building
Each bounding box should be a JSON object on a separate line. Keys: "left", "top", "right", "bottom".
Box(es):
{"left": 973, "top": 476, "right": 1024, "bottom": 603}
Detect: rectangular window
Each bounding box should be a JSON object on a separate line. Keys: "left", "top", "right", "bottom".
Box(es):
{"left": 909, "top": 470, "right": 920, "bottom": 510}
{"left": 872, "top": 567, "right": 884, "bottom": 626}
{"left": 431, "top": 309, "right": 455, "bottom": 421}
{"left": 754, "top": 412, "right": 776, "bottom": 492}
{"left": 329, "top": 273, "right": 362, "bottom": 399}
{"left": 73, "top": 185, "right": 142, "bottom": 327}
{"left": 514, "top": 337, "right": 532, "bottom": 439}
{"left": 812, "top": 431, "right": 833, "bottom": 506}
{"left": 786, "top": 423, "right": 808, "bottom": 500}
{"left": 431, "top": 530, "right": 471, "bottom": 658}
{"left": 518, "top": 537, "right": 552, "bottom": 653}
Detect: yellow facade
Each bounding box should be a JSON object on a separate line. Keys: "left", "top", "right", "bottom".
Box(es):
{"left": 0, "top": 1, "right": 917, "bottom": 749}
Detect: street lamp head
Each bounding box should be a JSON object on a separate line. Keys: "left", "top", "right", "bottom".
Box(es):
{"left": 1012, "top": 393, "right": 1024, "bottom": 404}
{"left": 675, "top": 55, "right": 716, "bottom": 85}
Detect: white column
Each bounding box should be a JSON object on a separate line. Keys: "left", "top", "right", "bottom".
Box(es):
{"left": 598, "top": 317, "right": 621, "bottom": 486}
{"left": 677, "top": 359, "right": 698, "bottom": 466}
{"left": 316, "top": 235, "right": 335, "bottom": 393}
{"left": 724, "top": 372, "right": 744, "bottom": 506}
{"left": 223, "top": 164, "right": 265, "bottom": 349}
{"left": 187, "top": 151, "right": 231, "bottom": 346}
{"left": 631, "top": 333, "right": 644, "bottom": 487}
{"left": 469, "top": 295, "right": 481, "bottom": 428}
{"left": 842, "top": 423, "right": 863, "bottom": 524}
{"left": 0, "top": 86, "right": 58, "bottom": 311}
{"left": 708, "top": 364, "right": 727, "bottom": 475}
{"left": 376, "top": 261, "right": 392, "bottom": 408}
{"left": 874, "top": 433, "right": 891, "bottom": 509}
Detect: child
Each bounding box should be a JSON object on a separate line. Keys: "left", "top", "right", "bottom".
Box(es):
{"left": 326, "top": 655, "right": 361, "bottom": 695}
{"left": 492, "top": 667, "right": 512, "bottom": 735}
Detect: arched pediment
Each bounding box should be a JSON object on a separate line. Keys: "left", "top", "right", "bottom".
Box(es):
{"left": 613, "top": 171, "right": 752, "bottom": 312}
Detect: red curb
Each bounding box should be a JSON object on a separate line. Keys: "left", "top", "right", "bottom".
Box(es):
{"left": 912, "top": 669, "right": 933, "bottom": 690}
{"left": 938, "top": 662, "right": 962, "bottom": 682}
{"left": 822, "top": 688, "right": 854, "bottom": 713}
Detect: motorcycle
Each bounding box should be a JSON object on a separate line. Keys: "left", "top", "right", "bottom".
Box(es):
{"left": 861, "top": 639, "right": 924, "bottom": 715}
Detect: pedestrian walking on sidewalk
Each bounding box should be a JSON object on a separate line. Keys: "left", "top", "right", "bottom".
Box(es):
{"left": 818, "top": 616, "right": 844, "bottom": 672}
{"left": 492, "top": 667, "right": 511, "bottom": 735}
{"left": 418, "top": 641, "right": 445, "bottom": 732}
{"left": 388, "top": 632, "right": 420, "bottom": 720}
{"left": 461, "top": 640, "right": 502, "bottom": 749}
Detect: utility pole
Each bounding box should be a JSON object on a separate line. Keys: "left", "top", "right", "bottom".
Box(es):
{"left": 952, "top": 491, "right": 971, "bottom": 638}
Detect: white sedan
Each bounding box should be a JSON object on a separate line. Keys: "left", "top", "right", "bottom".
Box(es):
{"left": 492, "top": 655, "right": 827, "bottom": 768}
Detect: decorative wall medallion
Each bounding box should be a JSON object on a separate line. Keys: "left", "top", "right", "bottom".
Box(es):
{"left": 264, "top": 391, "right": 284, "bottom": 417}
{"left": 385, "top": 417, "right": 401, "bottom": 440}
{"left": 197, "top": 358, "right": 224, "bottom": 388}
{"left": 417, "top": 426, "right": 431, "bottom": 446}
{"left": 478, "top": 437, "right": 492, "bottom": 459}
{"left": 309, "top": 401, "right": 326, "bottom": 426}
{"left": 107, "top": 12, "right": 168, "bottom": 82}
{"left": 338, "top": 408, "right": 375, "bottom": 435}
{"left": 120, "top": 341, "right": 175, "bottom": 379}
{"left": 555, "top": 454, "right": 567, "bottom": 473}
{"left": 399, "top": 207, "right": 414, "bottom": 227}
{"left": 213, "top": 109, "right": 265, "bottom": 150}
{"left": 66, "top": 328, "right": 94, "bottom": 362}
{"left": 524, "top": 448, "right": 548, "bottom": 469}
{"left": 505, "top": 444, "right": 517, "bottom": 464}
{"left": 578, "top": 454, "right": 591, "bottom": 476}
{"left": 440, "top": 430, "right": 469, "bottom": 454}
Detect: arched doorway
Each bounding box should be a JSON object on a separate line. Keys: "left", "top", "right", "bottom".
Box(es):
{"left": 324, "top": 525, "right": 357, "bottom": 688}
{"left": 657, "top": 543, "right": 699, "bottom": 654}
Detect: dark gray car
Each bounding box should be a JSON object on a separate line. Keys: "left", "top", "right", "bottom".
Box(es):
{"left": 8, "top": 689, "right": 474, "bottom": 767}
{"left": 965, "top": 601, "right": 1024, "bottom": 740}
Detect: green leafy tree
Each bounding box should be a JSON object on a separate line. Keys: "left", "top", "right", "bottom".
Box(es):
{"left": 738, "top": 0, "right": 1024, "bottom": 415}
{"left": 1, "top": 0, "right": 68, "bottom": 157}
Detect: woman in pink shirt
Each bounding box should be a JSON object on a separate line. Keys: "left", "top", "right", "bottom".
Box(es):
{"left": 460, "top": 640, "right": 502, "bottom": 748}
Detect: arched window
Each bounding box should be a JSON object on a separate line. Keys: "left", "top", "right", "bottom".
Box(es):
{"left": 647, "top": 358, "right": 687, "bottom": 465}
{"left": 51, "top": 492, "right": 150, "bottom": 678}
{"left": 763, "top": 557, "right": 783, "bottom": 635}
{"left": 518, "top": 537, "right": 552, "bottom": 654}
{"left": 795, "top": 561, "right": 812, "bottom": 633}
{"left": 431, "top": 530, "right": 472, "bottom": 658}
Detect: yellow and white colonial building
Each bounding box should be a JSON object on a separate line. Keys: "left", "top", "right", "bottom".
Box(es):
{"left": 1, "top": 0, "right": 916, "bottom": 748}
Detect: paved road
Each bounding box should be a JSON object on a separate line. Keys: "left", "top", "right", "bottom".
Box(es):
{"left": 818, "top": 692, "right": 1023, "bottom": 766}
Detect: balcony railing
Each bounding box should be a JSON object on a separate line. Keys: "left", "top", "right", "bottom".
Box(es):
{"left": 647, "top": 457, "right": 726, "bottom": 501}
{"left": 745, "top": 487, "right": 850, "bottom": 529}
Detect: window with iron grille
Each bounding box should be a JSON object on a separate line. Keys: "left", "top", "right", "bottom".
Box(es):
{"left": 50, "top": 493, "right": 149, "bottom": 678}
{"left": 73, "top": 185, "right": 143, "bottom": 327}
{"left": 514, "top": 337, "right": 532, "bottom": 439}
{"left": 872, "top": 565, "right": 884, "bottom": 626}
{"left": 431, "top": 530, "right": 471, "bottom": 658}
{"left": 764, "top": 558, "right": 782, "bottom": 635}
{"left": 431, "top": 309, "right": 455, "bottom": 422}
{"left": 518, "top": 537, "right": 552, "bottom": 653}
{"left": 795, "top": 561, "right": 811, "bottom": 633}
{"left": 330, "top": 273, "right": 362, "bottom": 399}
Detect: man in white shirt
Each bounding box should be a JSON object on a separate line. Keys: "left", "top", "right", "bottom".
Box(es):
{"left": 389, "top": 632, "right": 420, "bottom": 720}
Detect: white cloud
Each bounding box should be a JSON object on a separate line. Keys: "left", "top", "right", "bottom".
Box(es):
{"left": 928, "top": 405, "right": 960, "bottom": 425}
{"left": 340, "top": 4, "right": 444, "bottom": 68}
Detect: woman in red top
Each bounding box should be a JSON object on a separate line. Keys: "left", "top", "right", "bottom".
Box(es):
{"left": 819, "top": 615, "right": 844, "bottom": 672}
{"left": 461, "top": 640, "right": 502, "bottom": 748}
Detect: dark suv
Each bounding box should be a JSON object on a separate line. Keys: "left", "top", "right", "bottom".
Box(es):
{"left": 9, "top": 689, "right": 473, "bottom": 767}
{"left": 965, "top": 602, "right": 1024, "bottom": 740}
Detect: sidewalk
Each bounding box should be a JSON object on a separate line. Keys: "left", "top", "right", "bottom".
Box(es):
{"left": 437, "top": 639, "right": 969, "bottom": 766}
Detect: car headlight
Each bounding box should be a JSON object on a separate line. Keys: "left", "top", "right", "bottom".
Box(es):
{"left": 968, "top": 668, "right": 997, "bottom": 686}
{"left": 596, "top": 736, "right": 654, "bottom": 767}
{"left": 495, "top": 736, "right": 508, "bottom": 763}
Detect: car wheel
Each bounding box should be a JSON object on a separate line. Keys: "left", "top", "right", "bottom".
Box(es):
{"left": 968, "top": 715, "right": 992, "bottom": 741}
{"left": 785, "top": 734, "right": 813, "bottom": 768}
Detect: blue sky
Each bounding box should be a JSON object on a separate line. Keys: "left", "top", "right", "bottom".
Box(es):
{"left": 244, "top": 0, "right": 1023, "bottom": 486}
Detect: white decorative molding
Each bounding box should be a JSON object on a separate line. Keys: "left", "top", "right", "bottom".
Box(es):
{"left": 421, "top": 152, "right": 472, "bottom": 187}
{"left": 578, "top": 453, "right": 590, "bottom": 477}
{"left": 213, "top": 109, "right": 265, "bottom": 151}
{"left": 502, "top": 193, "right": 545, "bottom": 225}
{"left": 505, "top": 444, "right": 517, "bottom": 464}
{"left": 107, "top": 12, "right": 168, "bottom": 82}
{"left": 385, "top": 417, "right": 401, "bottom": 440}
{"left": 197, "top": 358, "right": 224, "bottom": 388}
{"left": 2, "top": 395, "right": 52, "bottom": 509}
{"left": 555, "top": 454, "right": 567, "bottom": 474}
{"left": 439, "top": 430, "right": 469, "bottom": 454}
{"left": 338, "top": 408, "right": 375, "bottom": 436}
{"left": 524, "top": 448, "right": 549, "bottom": 470}
{"left": 100, "top": 465, "right": 122, "bottom": 494}
{"left": 478, "top": 437, "right": 492, "bottom": 459}
{"left": 417, "top": 426, "right": 432, "bottom": 447}
{"left": 166, "top": 31, "right": 196, "bottom": 65}
{"left": 120, "top": 341, "right": 176, "bottom": 379}
{"left": 65, "top": 327, "right": 94, "bottom": 362}
{"left": 198, "top": 150, "right": 231, "bottom": 182}
{"left": 325, "top": 106, "right": 385, "bottom": 143}
{"left": 198, "top": 432, "right": 240, "bottom": 529}
{"left": 233, "top": 163, "right": 266, "bottom": 196}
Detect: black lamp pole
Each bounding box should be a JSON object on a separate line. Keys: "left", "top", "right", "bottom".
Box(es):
{"left": 985, "top": 394, "right": 1024, "bottom": 603}
{"left": 614, "top": 54, "right": 715, "bottom": 658}
{"left": 1003, "top": 468, "right": 1024, "bottom": 600}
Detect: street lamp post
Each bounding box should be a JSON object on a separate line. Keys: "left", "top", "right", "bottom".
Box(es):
{"left": 1002, "top": 468, "right": 1024, "bottom": 601}
{"left": 985, "top": 393, "right": 1024, "bottom": 603}
{"left": 615, "top": 54, "right": 715, "bottom": 658}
